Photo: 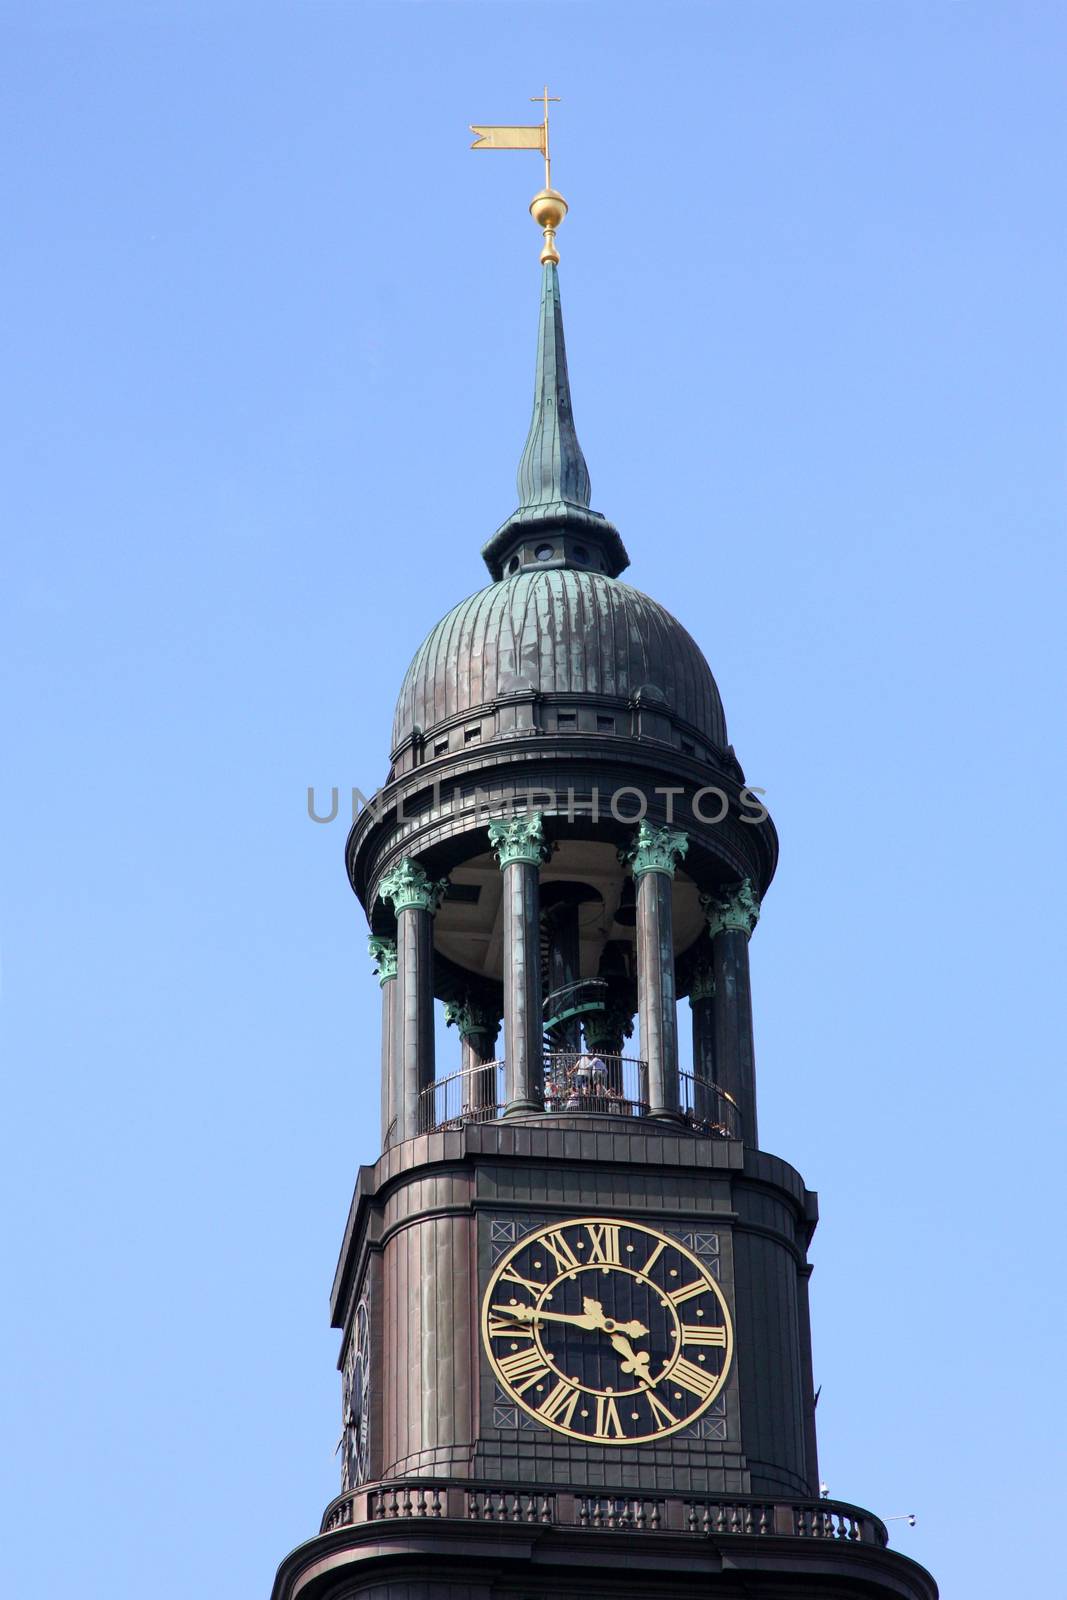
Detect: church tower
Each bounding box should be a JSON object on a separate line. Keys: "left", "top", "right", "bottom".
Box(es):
{"left": 271, "top": 127, "right": 938, "bottom": 1600}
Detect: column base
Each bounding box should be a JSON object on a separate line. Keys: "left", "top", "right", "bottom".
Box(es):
{"left": 648, "top": 1108, "right": 685, "bottom": 1126}
{"left": 503, "top": 1099, "right": 542, "bottom": 1118}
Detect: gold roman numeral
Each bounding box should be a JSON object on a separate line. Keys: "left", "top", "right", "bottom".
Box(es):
{"left": 541, "top": 1230, "right": 580, "bottom": 1273}
{"left": 594, "top": 1394, "right": 625, "bottom": 1439}
{"left": 538, "top": 1379, "right": 580, "bottom": 1427}
{"left": 670, "top": 1357, "right": 717, "bottom": 1400}
{"left": 585, "top": 1223, "right": 621, "bottom": 1265}
{"left": 681, "top": 1323, "right": 727, "bottom": 1347}
{"left": 498, "top": 1346, "right": 550, "bottom": 1394}
{"left": 500, "top": 1265, "right": 543, "bottom": 1296}
{"left": 644, "top": 1387, "right": 677, "bottom": 1429}
{"left": 640, "top": 1240, "right": 667, "bottom": 1277}
{"left": 488, "top": 1315, "right": 535, "bottom": 1339}
{"left": 666, "top": 1278, "right": 708, "bottom": 1307}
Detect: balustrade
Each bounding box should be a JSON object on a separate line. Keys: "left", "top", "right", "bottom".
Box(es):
{"left": 319, "top": 1479, "right": 887, "bottom": 1548}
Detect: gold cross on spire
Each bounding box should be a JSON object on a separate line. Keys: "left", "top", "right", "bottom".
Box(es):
{"left": 470, "top": 88, "right": 569, "bottom": 265}
{"left": 530, "top": 85, "right": 560, "bottom": 190}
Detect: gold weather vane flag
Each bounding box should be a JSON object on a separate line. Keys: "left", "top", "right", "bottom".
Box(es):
{"left": 470, "top": 88, "right": 568, "bottom": 264}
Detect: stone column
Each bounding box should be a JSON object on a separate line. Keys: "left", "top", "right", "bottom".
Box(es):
{"left": 703, "top": 878, "right": 761, "bottom": 1147}
{"left": 488, "top": 813, "right": 550, "bottom": 1115}
{"left": 622, "top": 821, "right": 688, "bottom": 1121}
{"left": 378, "top": 858, "right": 446, "bottom": 1141}
{"left": 688, "top": 956, "right": 716, "bottom": 1125}
{"left": 444, "top": 998, "right": 502, "bottom": 1116}
{"left": 368, "top": 935, "right": 398, "bottom": 1148}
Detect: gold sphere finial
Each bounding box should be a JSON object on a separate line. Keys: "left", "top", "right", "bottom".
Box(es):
{"left": 530, "top": 187, "right": 568, "bottom": 265}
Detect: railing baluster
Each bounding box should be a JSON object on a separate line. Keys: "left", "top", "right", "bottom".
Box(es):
{"left": 338, "top": 1482, "right": 888, "bottom": 1551}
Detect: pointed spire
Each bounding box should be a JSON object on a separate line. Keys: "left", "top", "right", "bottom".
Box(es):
{"left": 516, "top": 262, "right": 591, "bottom": 511}
{"left": 481, "top": 262, "right": 629, "bottom": 582}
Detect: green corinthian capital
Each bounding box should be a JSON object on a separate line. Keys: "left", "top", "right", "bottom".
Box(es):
{"left": 377, "top": 857, "right": 449, "bottom": 916}
{"left": 444, "top": 998, "right": 499, "bottom": 1041}
{"left": 702, "top": 878, "right": 761, "bottom": 940}
{"left": 487, "top": 811, "right": 551, "bottom": 868}
{"left": 367, "top": 935, "right": 398, "bottom": 984}
{"left": 621, "top": 820, "right": 689, "bottom": 878}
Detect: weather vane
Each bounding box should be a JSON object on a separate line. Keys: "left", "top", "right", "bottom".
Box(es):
{"left": 470, "top": 87, "right": 568, "bottom": 265}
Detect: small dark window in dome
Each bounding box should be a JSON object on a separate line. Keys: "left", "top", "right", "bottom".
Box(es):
{"left": 558, "top": 711, "right": 577, "bottom": 729}
{"left": 434, "top": 737, "right": 449, "bottom": 758}
{"left": 573, "top": 544, "right": 589, "bottom": 563}
{"left": 464, "top": 724, "right": 482, "bottom": 745}
{"left": 535, "top": 543, "right": 554, "bottom": 561}
{"left": 681, "top": 738, "right": 696, "bottom": 756}
{"left": 597, "top": 715, "right": 615, "bottom": 734}
{"left": 507, "top": 555, "right": 520, "bottom": 575}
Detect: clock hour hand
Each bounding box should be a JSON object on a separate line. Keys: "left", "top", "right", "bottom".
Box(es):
{"left": 609, "top": 1331, "right": 652, "bottom": 1380}
{"left": 580, "top": 1297, "right": 649, "bottom": 1340}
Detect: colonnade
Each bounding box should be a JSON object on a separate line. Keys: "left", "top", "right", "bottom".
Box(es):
{"left": 371, "top": 814, "right": 761, "bottom": 1150}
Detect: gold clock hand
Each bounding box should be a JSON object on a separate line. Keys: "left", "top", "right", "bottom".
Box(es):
{"left": 491, "top": 1298, "right": 650, "bottom": 1340}
{"left": 581, "top": 1297, "right": 649, "bottom": 1340}
{"left": 609, "top": 1332, "right": 652, "bottom": 1379}
{"left": 491, "top": 1302, "right": 601, "bottom": 1330}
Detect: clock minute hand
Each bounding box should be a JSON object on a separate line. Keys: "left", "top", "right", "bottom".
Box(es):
{"left": 491, "top": 1299, "right": 649, "bottom": 1341}
{"left": 492, "top": 1302, "right": 601, "bottom": 1331}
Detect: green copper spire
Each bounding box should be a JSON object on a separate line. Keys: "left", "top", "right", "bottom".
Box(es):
{"left": 516, "top": 262, "right": 591, "bottom": 512}
{"left": 481, "top": 262, "right": 629, "bottom": 581}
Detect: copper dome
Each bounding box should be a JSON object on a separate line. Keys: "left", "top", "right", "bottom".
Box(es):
{"left": 391, "top": 568, "right": 727, "bottom": 759}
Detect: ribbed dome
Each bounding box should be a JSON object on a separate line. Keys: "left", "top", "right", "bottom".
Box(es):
{"left": 391, "top": 569, "right": 727, "bottom": 755}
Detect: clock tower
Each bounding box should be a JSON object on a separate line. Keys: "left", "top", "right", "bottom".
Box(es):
{"left": 271, "top": 146, "right": 938, "bottom": 1600}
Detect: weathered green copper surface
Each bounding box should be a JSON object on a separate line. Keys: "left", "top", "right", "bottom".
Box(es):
{"left": 377, "top": 857, "right": 448, "bottom": 916}
{"left": 367, "top": 934, "right": 398, "bottom": 985}
{"left": 481, "top": 263, "right": 629, "bottom": 579}
{"left": 443, "top": 998, "right": 498, "bottom": 1041}
{"left": 487, "top": 811, "right": 551, "bottom": 868}
{"left": 703, "top": 877, "right": 761, "bottom": 939}
{"left": 517, "top": 261, "right": 590, "bottom": 513}
{"left": 622, "top": 820, "right": 689, "bottom": 878}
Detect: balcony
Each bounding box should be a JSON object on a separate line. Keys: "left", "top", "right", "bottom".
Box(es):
{"left": 321, "top": 1478, "right": 888, "bottom": 1546}
{"left": 416, "top": 1052, "right": 741, "bottom": 1139}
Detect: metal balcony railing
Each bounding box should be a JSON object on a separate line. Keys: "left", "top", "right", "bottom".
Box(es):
{"left": 415, "top": 1055, "right": 741, "bottom": 1140}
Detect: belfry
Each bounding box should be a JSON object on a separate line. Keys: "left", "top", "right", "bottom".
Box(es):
{"left": 271, "top": 110, "right": 938, "bottom": 1600}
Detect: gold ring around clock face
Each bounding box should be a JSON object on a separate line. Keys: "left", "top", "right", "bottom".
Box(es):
{"left": 482, "top": 1216, "right": 733, "bottom": 1444}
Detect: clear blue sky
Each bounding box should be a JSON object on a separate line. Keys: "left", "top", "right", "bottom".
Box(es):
{"left": 2, "top": 2, "right": 1064, "bottom": 1595}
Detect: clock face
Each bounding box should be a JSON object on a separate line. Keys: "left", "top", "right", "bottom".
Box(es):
{"left": 483, "top": 1216, "right": 732, "bottom": 1444}
{"left": 341, "top": 1296, "right": 370, "bottom": 1488}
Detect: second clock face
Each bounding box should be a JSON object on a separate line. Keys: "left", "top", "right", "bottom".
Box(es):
{"left": 483, "top": 1216, "right": 733, "bottom": 1444}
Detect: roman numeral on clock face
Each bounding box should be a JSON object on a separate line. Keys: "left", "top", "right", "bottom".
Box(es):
{"left": 594, "top": 1394, "right": 625, "bottom": 1439}
{"left": 666, "top": 1278, "right": 708, "bottom": 1307}
{"left": 682, "top": 1323, "right": 727, "bottom": 1346}
{"left": 538, "top": 1379, "right": 580, "bottom": 1427}
{"left": 639, "top": 1240, "right": 667, "bottom": 1277}
{"left": 487, "top": 1315, "right": 534, "bottom": 1339}
{"left": 670, "top": 1357, "right": 718, "bottom": 1400}
{"left": 644, "top": 1387, "right": 677, "bottom": 1429}
{"left": 500, "top": 1265, "right": 543, "bottom": 1296}
{"left": 497, "top": 1346, "right": 550, "bottom": 1394}
{"left": 541, "top": 1231, "right": 580, "bottom": 1273}
{"left": 585, "top": 1223, "right": 621, "bottom": 1265}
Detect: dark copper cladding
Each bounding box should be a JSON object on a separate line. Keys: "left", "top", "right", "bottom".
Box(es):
{"left": 391, "top": 569, "right": 727, "bottom": 770}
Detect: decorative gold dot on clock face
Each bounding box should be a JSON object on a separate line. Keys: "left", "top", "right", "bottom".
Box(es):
{"left": 482, "top": 1216, "right": 733, "bottom": 1445}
